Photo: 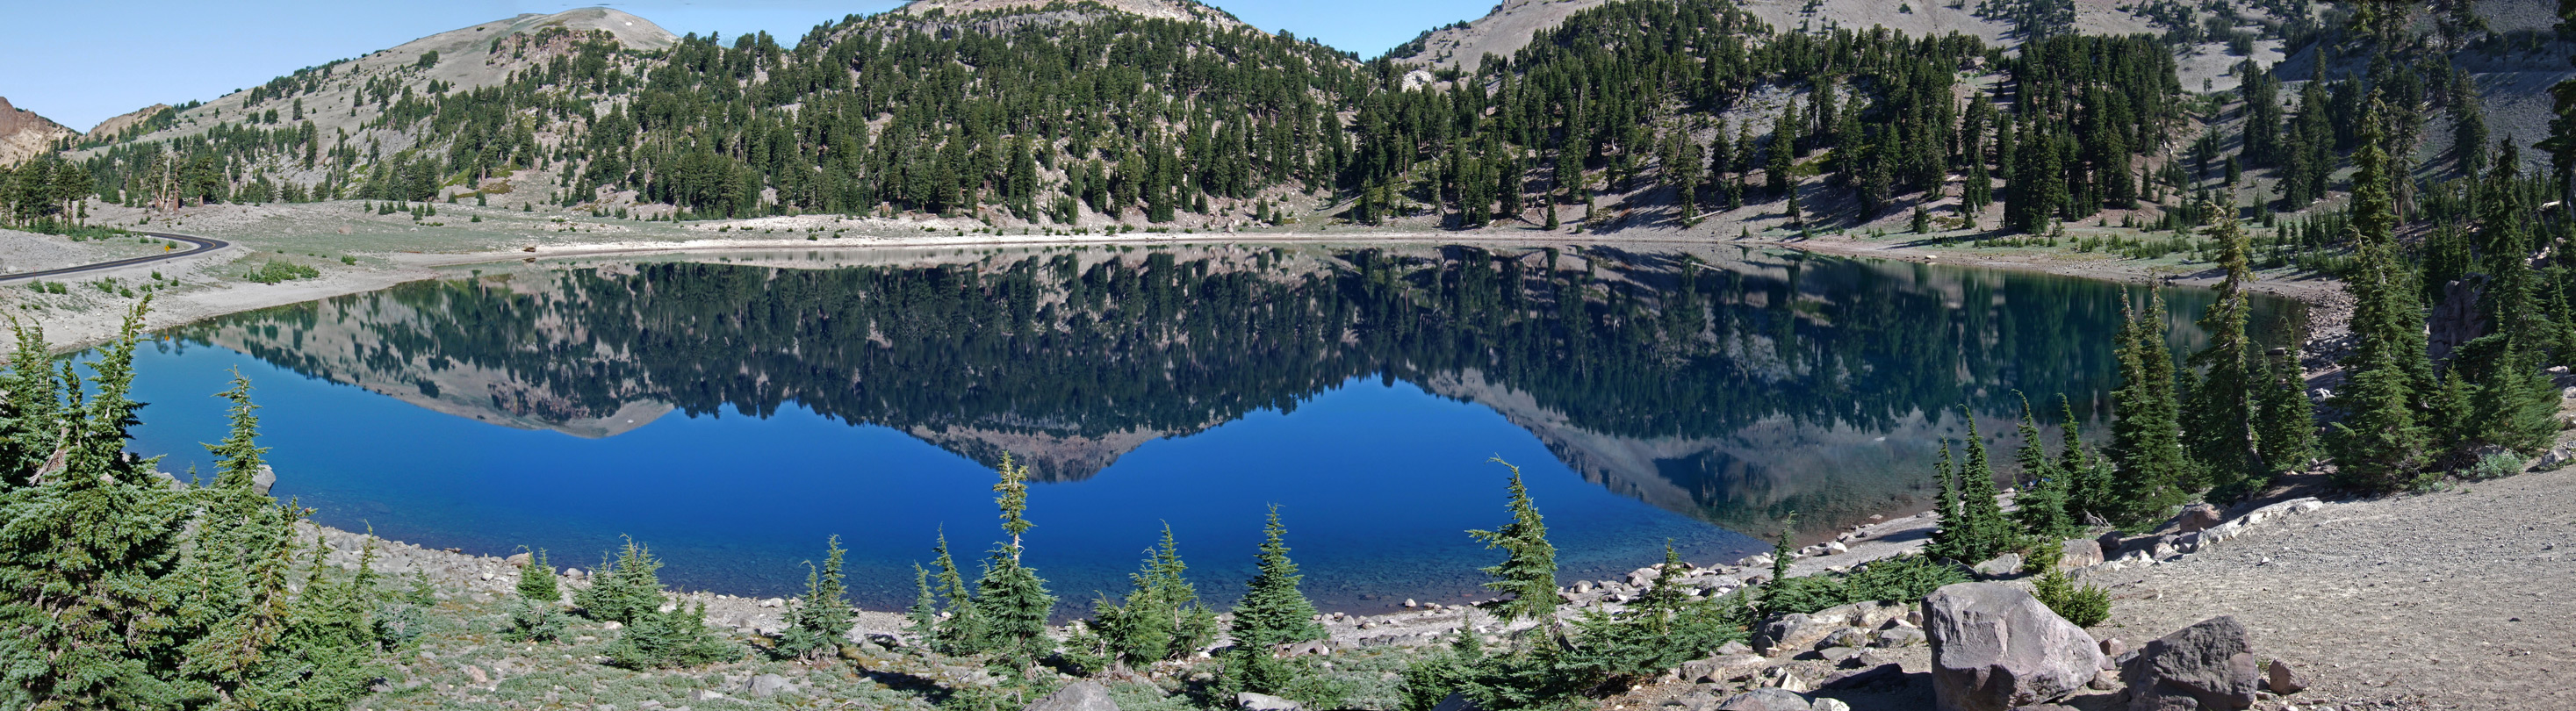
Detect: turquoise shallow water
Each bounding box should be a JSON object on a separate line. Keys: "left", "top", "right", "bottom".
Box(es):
{"left": 106, "top": 245, "right": 2294, "bottom": 614}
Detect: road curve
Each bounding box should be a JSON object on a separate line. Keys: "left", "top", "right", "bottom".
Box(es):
{"left": 0, "top": 231, "right": 229, "bottom": 283}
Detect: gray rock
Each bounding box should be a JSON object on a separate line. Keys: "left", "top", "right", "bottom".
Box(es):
{"left": 1679, "top": 654, "right": 1771, "bottom": 683}
{"left": 745, "top": 674, "right": 795, "bottom": 699}
{"left": 1821, "top": 628, "right": 1872, "bottom": 650}
{"left": 1925, "top": 582, "right": 2106, "bottom": 711}
{"left": 2122, "top": 616, "right": 2260, "bottom": 711}
{"left": 253, "top": 464, "right": 277, "bottom": 496}
{"left": 691, "top": 690, "right": 729, "bottom": 701}
{"left": 1714, "top": 688, "right": 1813, "bottom": 711}
{"left": 1755, "top": 614, "right": 1840, "bottom": 656}
{"left": 2265, "top": 657, "right": 2305, "bottom": 694}
{"left": 1873, "top": 627, "right": 1926, "bottom": 648}
{"left": 2057, "top": 539, "right": 2104, "bottom": 570}
{"left": 1236, "top": 692, "right": 1303, "bottom": 711}
{"left": 1428, "top": 692, "right": 1485, "bottom": 711}
{"left": 1810, "top": 700, "right": 1852, "bottom": 711}
{"left": 2089, "top": 670, "right": 2121, "bottom": 690}
{"left": 2177, "top": 504, "right": 2225, "bottom": 534}
{"left": 1971, "top": 554, "right": 2024, "bottom": 579}
{"left": 1716, "top": 641, "right": 1754, "bottom": 657}
{"left": 1026, "top": 681, "right": 1119, "bottom": 711}
{"left": 2098, "top": 638, "right": 2128, "bottom": 659}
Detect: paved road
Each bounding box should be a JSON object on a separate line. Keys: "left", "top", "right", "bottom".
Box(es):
{"left": 0, "top": 231, "right": 228, "bottom": 283}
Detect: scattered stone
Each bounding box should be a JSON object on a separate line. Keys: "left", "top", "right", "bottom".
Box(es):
{"left": 1972, "top": 554, "right": 2024, "bottom": 579}
{"left": 1025, "top": 681, "right": 1119, "bottom": 711}
{"left": 1810, "top": 699, "right": 1851, "bottom": 711}
{"left": 1428, "top": 692, "right": 1485, "bottom": 711}
{"left": 2058, "top": 539, "right": 2103, "bottom": 571}
{"left": 2098, "top": 638, "right": 2127, "bottom": 658}
{"left": 1822, "top": 628, "right": 1872, "bottom": 650}
{"left": 1822, "top": 542, "right": 1849, "bottom": 556}
{"left": 464, "top": 664, "right": 488, "bottom": 685}
{"left": 1739, "top": 553, "right": 1774, "bottom": 569}
{"left": 1716, "top": 641, "right": 1754, "bottom": 657}
{"left": 1680, "top": 654, "right": 1771, "bottom": 683}
{"left": 745, "top": 673, "right": 795, "bottom": 699}
{"left": 1755, "top": 614, "right": 1841, "bottom": 657}
{"left": 1873, "top": 628, "right": 1926, "bottom": 648}
{"left": 1925, "top": 582, "right": 2106, "bottom": 711}
{"left": 2177, "top": 504, "right": 2225, "bottom": 534}
{"left": 1404, "top": 599, "right": 1418, "bottom": 608}
{"left": 2122, "top": 616, "right": 2261, "bottom": 711}
{"left": 1714, "top": 688, "right": 1812, "bottom": 711}
{"left": 2265, "top": 658, "right": 2306, "bottom": 695}
{"left": 691, "top": 690, "right": 728, "bottom": 701}
{"left": 759, "top": 598, "right": 784, "bottom": 608}
{"left": 506, "top": 552, "right": 533, "bottom": 567}
{"left": 1236, "top": 692, "right": 1304, "bottom": 711}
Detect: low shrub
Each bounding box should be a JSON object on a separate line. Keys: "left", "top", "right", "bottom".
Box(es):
{"left": 246, "top": 260, "right": 320, "bottom": 284}
{"left": 2461, "top": 452, "right": 2525, "bottom": 482}
{"left": 2033, "top": 569, "right": 2110, "bottom": 628}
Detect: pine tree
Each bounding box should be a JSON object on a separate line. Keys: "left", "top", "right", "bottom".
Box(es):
{"left": 1954, "top": 408, "right": 2016, "bottom": 561}
{"left": 576, "top": 537, "right": 666, "bottom": 625}
{"left": 975, "top": 456, "right": 1054, "bottom": 664}
{"left": 926, "top": 530, "right": 987, "bottom": 655}
{"left": 2327, "top": 102, "right": 2435, "bottom": 492}
{"left": 2057, "top": 395, "right": 2112, "bottom": 525}
{"left": 0, "top": 300, "right": 200, "bottom": 711}
{"left": 2108, "top": 294, "right": 2191, "bottom": 527}
{"left": 906, "top": 564, "right": 939, "bottom": 641}
{"left": 1925, "top": 442, "right": 1961, "bottom": 560}
{"left": 1096, "top": 523, "right": 1220, "bottom": 664}
{"left": 1467, "top": 458, "right": 1557, "bottom": 624}
{"left": 507, "top": 549, "right": 567, "bottom": 642}
{"left": 2011, "top": 394, "right": 2075, "bottom": 538}
{"left": 2251, "top": 351, "right": 2316, "bottom": 474}
{"left": 1227, "top": 505, "right": 1324, "bottom": 693}
{"left": 2184, "top": 201, "right": 2263, "bottom": 496}
{"left": 778, "top": 536, "right": 854, "bottom": 661}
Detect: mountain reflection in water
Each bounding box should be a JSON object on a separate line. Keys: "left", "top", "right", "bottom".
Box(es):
{"left": 129, "top": 245, "right": 2294, "bottom": 611}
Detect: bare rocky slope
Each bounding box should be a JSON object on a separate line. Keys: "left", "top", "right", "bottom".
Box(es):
{"left": 896, "top": 0, "right": 1246, "bottom": 27}
{"left": 0, "top": 95, "right": 75, "bottom": 166}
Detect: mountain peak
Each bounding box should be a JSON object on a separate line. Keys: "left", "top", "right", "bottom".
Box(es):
{"left": 0, "top": 96, "right": 76, "bottom": 166}
{"left": 894, "top": 0, "right": 1244, "bottom": 28}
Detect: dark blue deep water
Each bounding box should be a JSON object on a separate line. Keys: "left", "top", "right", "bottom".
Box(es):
{"left": 109, "top": 245, "right": 2294, "bottom": 614}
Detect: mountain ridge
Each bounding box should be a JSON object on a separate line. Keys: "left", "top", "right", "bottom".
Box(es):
{"left": 0, "top": 96, "right": 75, "bottom": 167}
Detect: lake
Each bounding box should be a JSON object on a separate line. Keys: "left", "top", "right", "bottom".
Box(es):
{"left": 114, "top": 243, "right": 2297, "bottom": 614}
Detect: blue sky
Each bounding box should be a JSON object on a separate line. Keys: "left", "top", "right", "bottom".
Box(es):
{"left": 4, "top": 0, "right": 1494, "bottom": 132}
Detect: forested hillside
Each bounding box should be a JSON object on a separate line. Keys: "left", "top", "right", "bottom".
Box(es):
{"left": 4, "top": 0, "right": 2571, "bottom": 247}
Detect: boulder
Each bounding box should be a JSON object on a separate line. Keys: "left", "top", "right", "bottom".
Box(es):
{"left": 253, "top": 464, "right": 277, "bottom": 496}
{"left": 1026, "top": 681, "right": 1120, "bottom": 711}
{"left": 1821, "top": 542, "right": 1849, "bottom": 556}
{"left": 1971, "top": 555, "right": 2024, "bottom": 579}
{"left": 1714, "top": 688, "right": 1813, "bottom": 711}
{"left": 1816, "top": 600, "right": 1909, "bottom": 629}
{"left": 1810, "top": 700, "right": 1851, "bottom": 711}
{"left": 2265, "top": 658, "right": 2306, "bottom": 694}
{"left": 1821, "top": 628, "right": 1873, "bottom": 650}
{"left": 1873, "top": 627, "right": 1926, "bottom": 648}
{"left": 1679, "top": 654, "right": 1772, "bottom": 683}
{"left": 1755, "top": 614, "right": 1841, "bottom": 656}
{"left": 2121, "top": 616, "right": 2260, "bottom": 711}
{"left": 745, "top": 674, "right": 795, "bottom": 699}
{"left": 2176, "top": 504, "right": 2224, "bottom": 534}
{"left": 1428, "top": 692, "right": 1485, "bottom": 711}
{"left": 1924, "top": 583, "right": 2106, "bottom": 711}
{"left": 2057, "top": 539, "right": 2104, "bottom": 571}
{"left": 1716, "top": 641, "right": 1755, "bottom": 657}
{"left": 1236, "top": 693, "right": 1303, "bottom": 711}
{"left": 506, "top": 552, "right": 533, "bottom": 567}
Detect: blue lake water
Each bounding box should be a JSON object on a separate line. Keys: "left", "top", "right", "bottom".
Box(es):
{"left": 107, "top": 244, "right": 2296, "bottom": 614}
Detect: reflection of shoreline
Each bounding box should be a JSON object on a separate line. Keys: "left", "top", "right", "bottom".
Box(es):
{"left": 156, "top": 244, "right": 2281, "bottom": 606}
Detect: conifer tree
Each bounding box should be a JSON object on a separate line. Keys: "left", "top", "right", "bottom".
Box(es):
{"left": 926, "top": 530, "right": 987, "bottom": 655}
{"left": 1227, "top": 505, "right": 1324, "bottom": 693}
{"left": 2108, "top": 294, "right": 2191, "bottom": 526}
{"left": 1925, "top": 442, "right": 1961, "bottom": 560}
{"left": 2011, "top": 394, "right": 2075, "bottom": 538}
{"left": 0, "top": 300, "right": 201, "bottom": 710}
{"left": 1953, "top": 409, "right": 2016, "bottom": 561}
{"left": 778, "top": 536, "right": 854, "bottom": 661}
{"left": 975, "top": 456, "right": 1054, "bottom": 664}
{"left": 2327, "top": 102, "right": 2434, "bottom": 492}
{"left": 2251, "top": 351, "right": 2316, "bottom": 474}
{"left": 1467, "top": 458, "right": 1557, "bottom": 624}
{"left": 906, "top": 564, "right": 939, "bottom": 641}
{"left": 2057, "top": 395, "right": 2112, "bottom": 525}
{"left": 1095, "top": 523, "right": 1220, "bottom": 664}
{"left": 2184, "top": 201, "right": 2263, "bottom": 495}
{"left": 576, "top": 537, "right": 666, "bottom": 625}
{"left": 507, "top": 549, "right": 567, "bottom": 642}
